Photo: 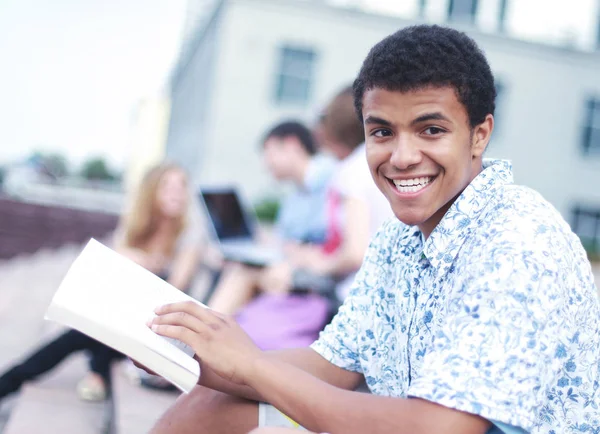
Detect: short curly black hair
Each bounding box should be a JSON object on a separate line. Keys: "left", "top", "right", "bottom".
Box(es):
{"left": 354, "top": 25, "right": 496, "bottom": 128}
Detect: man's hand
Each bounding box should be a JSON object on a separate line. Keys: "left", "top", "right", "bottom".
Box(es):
{"left": 149, "top": 302, "right": 263, "bottom": 385}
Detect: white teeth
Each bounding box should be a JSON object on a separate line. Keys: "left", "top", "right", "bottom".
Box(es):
{"left": 392, "top": 176, "right": 433, "bottom": 193}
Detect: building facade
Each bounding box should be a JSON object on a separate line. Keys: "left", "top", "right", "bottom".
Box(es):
{"left": 165, "top": 0, "right": 600, "bottom": 249}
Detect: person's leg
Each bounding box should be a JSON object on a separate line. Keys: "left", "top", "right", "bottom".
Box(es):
{"left": 149, "top": 386, "right": 258, "bottom": 434}
{"left": 88, "top": 344, "right": 124, "bottom": 381}
{"left": 208, "top": 263, "right": 262, "bottom": 315}
{"left": 77, "top": 343, "right": 126, "bottom": 401}
{"left": 0, "top": 329, "right": 92, "bottom": 399}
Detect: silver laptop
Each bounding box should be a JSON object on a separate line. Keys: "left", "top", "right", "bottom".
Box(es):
{"left": 198, "top": 187, "right": 282, "bottom": 266}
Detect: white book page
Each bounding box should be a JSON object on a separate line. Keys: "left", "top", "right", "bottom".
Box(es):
{"left": 46, "top": 239, "right": 201, "bottom": 377}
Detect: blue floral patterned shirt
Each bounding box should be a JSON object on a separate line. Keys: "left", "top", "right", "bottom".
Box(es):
{"left": 312, "top": 159, "right": 600, "bottom": 433}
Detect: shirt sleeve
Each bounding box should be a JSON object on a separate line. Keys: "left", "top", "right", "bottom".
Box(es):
{"left": 407, "top": 240, "right": 559, "bottom": 431}
{"left": 311, "top": 219, "right": 396, "bottom": 373}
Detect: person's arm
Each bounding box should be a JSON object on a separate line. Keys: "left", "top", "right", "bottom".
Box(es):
{"left": 111, "top": 224, "right": 164, "bottom": 272}
{"left": 167, "top": 213, "right": 208, "bottom": 290}
{"left": 289, "top": 197, "right": 370, "bottom": 277}
{"left": 149, "top": 303, "right": 489, "bottom": 434}
{"left": 197, "top": 347, "right": 362, "bottom": 402}
{"left": 245, "top": 356, "right": 491, "bottom": 434}
{"left": 166, "top": 245, "right": 202, "bottom": 291}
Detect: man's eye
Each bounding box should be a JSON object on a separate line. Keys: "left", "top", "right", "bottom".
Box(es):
{"left": 422, "top": 127, "right": 445, "bottom": 136}
{"left": 372, "top": 129, "right": 392, "bottom": 138}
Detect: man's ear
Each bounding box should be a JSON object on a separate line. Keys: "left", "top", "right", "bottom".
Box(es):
{"left": 471, "top": 114, "right": 494, "bottom": 158}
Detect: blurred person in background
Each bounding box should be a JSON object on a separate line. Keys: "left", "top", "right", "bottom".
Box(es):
{"left": 240, "top": 85, "right": 392, "bottom": 308}
{"left": 208, "top": 121, "right": 335, "bottom": 316}
{"left": 284, "top": 85, "right": 393, "bottom": 301}
{"left": 0, "top": 162, "right": 204, "bottom": 402}
{"left": 207, "top": 121, "right": 336, "bottom": 350}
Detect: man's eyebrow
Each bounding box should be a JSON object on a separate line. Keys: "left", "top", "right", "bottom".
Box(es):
{"left": 411, "top": 112, "right": 450, "bottom": 125}
{"left": 364, "top": 116, "right": 392, "bottom": 126}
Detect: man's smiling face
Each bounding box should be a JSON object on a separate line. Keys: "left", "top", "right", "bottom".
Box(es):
{"left": 363, "top": 86, "right": 493, "bottom": 237}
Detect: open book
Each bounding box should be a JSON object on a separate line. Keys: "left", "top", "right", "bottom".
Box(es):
{"left": 45, "top": 239, "right": 202, "bottom": 393}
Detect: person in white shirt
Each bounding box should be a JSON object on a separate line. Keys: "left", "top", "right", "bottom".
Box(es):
{"left": 285, "top": 86, "right": 392, "bottom": 301}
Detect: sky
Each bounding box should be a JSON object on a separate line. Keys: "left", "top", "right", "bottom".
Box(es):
{"left": 0, "top": 0, "right": 598, "bottom": 171}
{"left": 0, "top": 0, "right": 187, "bottom": 170}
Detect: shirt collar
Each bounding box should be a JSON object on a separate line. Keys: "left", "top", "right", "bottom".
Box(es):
{"left": 422, "top": 159, "right": 514, "bottom": 273}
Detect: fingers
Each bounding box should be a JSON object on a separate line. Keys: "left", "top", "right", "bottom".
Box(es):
{"left": 150, "top": 311, "right": 212, "bottom": 334}
{"left": 155, "top": 301, "right": 228, "bottom": 326}
{"left": 151, "top": 302, "right": 237, "bottom": 352}
{"left": 149, "top": 308, "right": 234, "bottom": 354}
{"left": 150, "top": 323, "right": 200, "bottom": 345}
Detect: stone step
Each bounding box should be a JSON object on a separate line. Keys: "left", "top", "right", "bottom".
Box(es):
{"left": 2, "top": 355, "right": 108, "bottom": 434}
{"left": 3, "top": 386, "right": 107, "bottom": 434}
{"left": 111, "top": 362, "right": 180, "bottom": 434}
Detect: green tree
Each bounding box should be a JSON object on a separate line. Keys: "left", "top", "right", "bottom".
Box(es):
{"left": 81, "top": 157, "right": 115, "bottom": 181}
{"left": 253, "top": 197, "right": 280, "bottom": 223}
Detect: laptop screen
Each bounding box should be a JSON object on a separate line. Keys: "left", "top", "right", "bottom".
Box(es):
{"left": 200, "top": 190, "right": 253, "bottom": 241}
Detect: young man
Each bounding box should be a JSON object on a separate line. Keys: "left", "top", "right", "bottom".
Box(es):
{"left": 147, "top": 25, "right": 600, "bottom": 433}
{"left": 261, "top": 120, "right": 335, "bottom": 246}
{"left": 207, "top": 120, "right": 336, "bottom": 315}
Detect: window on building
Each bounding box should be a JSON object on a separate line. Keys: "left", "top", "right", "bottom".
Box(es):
{"left": 582, "top": 97, "right": 600, "bottom": 155}
{"left": 572, "top": 206, "right": 600, "bottom": 255}
{"left": 274, "top": 46, "right": 316, "bottom": 105}
{"left": 418, "top": 0, "right": 427, "bottom": 18}
{"left": 448, "top": 0, "right": 478, "bottom": 23}
{"left": 497, "top": 0, "right": 508, "bottom": 32}
{"left": 597, "top": 8, "right": 600, "bottom": 50}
